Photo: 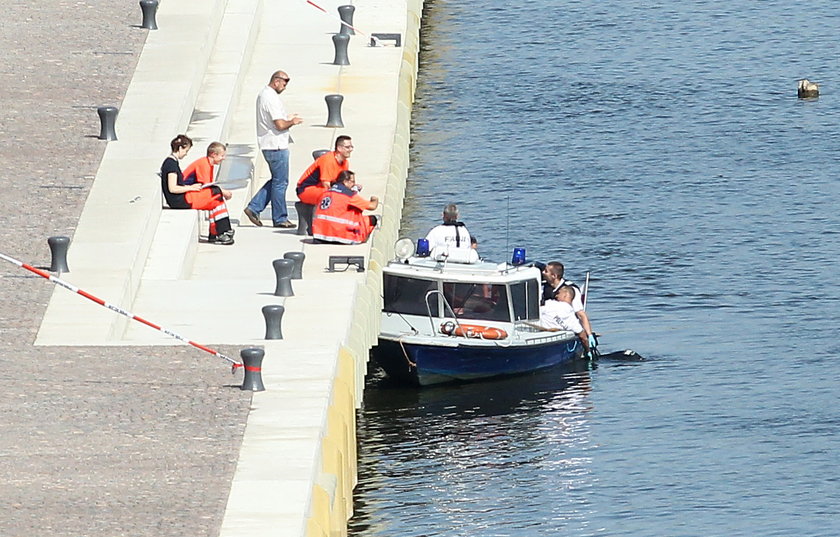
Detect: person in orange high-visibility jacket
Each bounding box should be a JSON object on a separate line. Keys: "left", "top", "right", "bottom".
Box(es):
{"left": 296, "top": 135, "right": 353, "bottom": 205}
{"left": 182, "top": 141, "right": 228, "bottom": 185}
{"left": 312, "top": 170, "right": 379, "bottom": 244}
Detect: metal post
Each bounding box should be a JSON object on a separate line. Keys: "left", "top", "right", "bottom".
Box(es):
{"left": 47, "top": 236, "right": 70, "bottom": 273}
{"left": 240, "top": 348, "right": 266, "bottom": 391}
{"left": 338, "top": 5, "right": 355, "bottom": 35}
{"left": 294, "top": 202, "right": 314, "bottom": 236}
{"left": 325, "top": 94, "right": 345, "bottom": 128}
{"left": 332, "top": 33, "right": 350, "bottom": 65}
{"left": 262, "top": 305, "right": 285, "bottom": 340}
{"left": 139, "top": 0, "right": 159, "bottom": 30}
{"left": 97, "top": 106, "right": 118, "bottom": 141}
{"left": 272, "top": 258, "right": 295, "bottom": 297}
{"left": 283, "top": 252, "right": 305, "bottom": 280}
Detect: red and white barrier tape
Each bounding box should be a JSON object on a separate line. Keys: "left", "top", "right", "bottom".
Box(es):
{"left": 0, "top": 251, "right": 242, "bottom": 371}
{"left": 304, "top": 0, "right": 374, "bottom": 40}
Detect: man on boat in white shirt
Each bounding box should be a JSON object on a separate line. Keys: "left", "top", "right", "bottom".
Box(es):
{"left": 426, "top": 203, "right": 472, "bottom": 250}
{"left": 424, "top": 203, "right": 478, "bottom": 263}
{"left": 540, "top": 261, "right": 596, "bottom": 352}
{"left": 539, "top": 286, "right": 592, "bottom": 357}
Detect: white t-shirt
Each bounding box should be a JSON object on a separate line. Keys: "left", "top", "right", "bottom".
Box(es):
{"left": 256, "top": 85, "right": 290, "bottom": 150}
{"left": 425, "top": 223, "right": 472, "bottom": 251}
{"left": 549, "top": 279, "right": 585, "bottom": 312}
{"left": 539, "top": 300, "right": 583, "bottom": 333}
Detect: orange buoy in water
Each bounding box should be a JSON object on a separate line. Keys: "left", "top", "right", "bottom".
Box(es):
{"left": 440, "top": 321, "right": 508, "bottom": 340}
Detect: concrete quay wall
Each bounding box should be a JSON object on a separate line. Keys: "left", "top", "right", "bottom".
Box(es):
{"left": 221, "top": 2, "right": 426, "bottom": 534}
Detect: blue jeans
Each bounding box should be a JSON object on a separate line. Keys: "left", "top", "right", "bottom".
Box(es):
{"left": 248, "top": 148, "right": 290, "bottom": 224}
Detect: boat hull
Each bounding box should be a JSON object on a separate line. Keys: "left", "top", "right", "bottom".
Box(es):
{"left": 371, "top": 336, "right": 583, "bottom": 386}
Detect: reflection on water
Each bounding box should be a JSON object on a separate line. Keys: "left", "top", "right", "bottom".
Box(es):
{"left": 351, "top": 0, "right": 840, "bottom": 534}
{"left": 350, "top": 363, "right": 597, "bottom": 537}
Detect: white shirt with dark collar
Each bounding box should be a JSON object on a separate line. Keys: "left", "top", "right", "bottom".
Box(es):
{"left": 425, "top": 222, "right": 472, "bottom": 250}
{"left": 557, "top": 278, "right": 585, "bottom": 312}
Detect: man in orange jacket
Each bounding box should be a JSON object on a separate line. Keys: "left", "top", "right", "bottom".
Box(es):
{"left": 296, "top": 135, "right": 354, "bottom": 205}
{"left": 182, "top": 142, "right": 230, "bottom": 192}
{"left": 312, "top": 170, "right": 379, "bottom": 244}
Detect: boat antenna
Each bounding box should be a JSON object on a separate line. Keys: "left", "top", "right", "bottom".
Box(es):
{"left": 505, "top": 195, "right": 510, "bottom": 260}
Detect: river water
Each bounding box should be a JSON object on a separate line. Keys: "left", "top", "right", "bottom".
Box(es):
{"left": 348, "top": 1, "right": 840, "bottom": 535}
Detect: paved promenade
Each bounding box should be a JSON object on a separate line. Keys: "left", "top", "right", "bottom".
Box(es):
{"left": 1, "top": 0, "right": 420, "bottom": 535}
{"left": 0, "top": 4, "right": 251, "bottom": 536}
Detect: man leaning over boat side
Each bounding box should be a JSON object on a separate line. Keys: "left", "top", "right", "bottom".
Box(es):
{"left": 425, "top": 203, "right": 472, "bottom": 251}
{"left": 540, "top": 261, "right": 597, "bottom": 352}
{"left": 539, "top": 286, "right": 592, "bottom": 357}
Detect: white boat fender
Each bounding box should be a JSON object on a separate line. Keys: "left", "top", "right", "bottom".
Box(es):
{"left": 431, "top": 246, "right": 479, "bottom": 264}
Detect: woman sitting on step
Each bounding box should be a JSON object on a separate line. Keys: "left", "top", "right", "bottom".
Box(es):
{"left": 160, "top": 134, "right": 235, "bottom": 245}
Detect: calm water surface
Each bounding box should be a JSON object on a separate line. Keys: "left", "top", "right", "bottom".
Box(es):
{"left": 349, "top": 1, "right": 840, "bottom": 535}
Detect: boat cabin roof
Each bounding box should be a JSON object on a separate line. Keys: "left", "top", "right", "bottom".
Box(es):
{"left": 384, "top": 256, "right": 541, "bottom": 285}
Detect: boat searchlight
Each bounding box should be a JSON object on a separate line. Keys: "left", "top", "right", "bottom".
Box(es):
{"left": 394, "top": 238, "right": 416, "bottom": 262}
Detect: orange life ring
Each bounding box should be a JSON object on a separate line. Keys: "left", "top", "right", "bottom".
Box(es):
{"left": 440, "top": 321, "right": 508, "bottom": 340}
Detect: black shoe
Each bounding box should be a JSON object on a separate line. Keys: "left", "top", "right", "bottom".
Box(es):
{"left": 208, "top": 231, "right": 235, "bottom": 245}
{"left": 244, "top": 208, "right": 263, "bottom": 227}
{"left": 273, "top": 220, "right": 296, "bottom": 228}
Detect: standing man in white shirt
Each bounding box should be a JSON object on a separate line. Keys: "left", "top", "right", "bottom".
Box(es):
{"left": 425, "top": 203, "right": 472, "bottom": 251}
{"left": 244, "top": 70, "right": 303, "bottom": 228}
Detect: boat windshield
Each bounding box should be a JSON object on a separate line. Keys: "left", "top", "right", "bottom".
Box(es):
{"left": 442, "top": 282, "right": 510, "bottom": 322}
{"left": 510, "top": 279, "right": 540, "bottom": 321}
{"left": 383, "top": 275, "right": 439, "bottom": 316}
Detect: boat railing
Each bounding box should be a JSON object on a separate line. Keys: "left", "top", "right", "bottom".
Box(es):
{"left": 424, "top": 289, "right": 459, "bottom": 337}
{"left": 423, "top": 290, "right": 514, "bottom": 345}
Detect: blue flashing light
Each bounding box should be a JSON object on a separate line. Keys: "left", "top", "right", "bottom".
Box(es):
{"left": 416, "top": 238, "right": 430, "bottom": 257}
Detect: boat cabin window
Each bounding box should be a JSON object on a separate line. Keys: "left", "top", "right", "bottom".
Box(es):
{"left": 383, "top": 275, "right": 439, "bottom": 316}
{"left": 510, "top": 279, "right": 540, "bottom": 321}
{"left": 442, "top": 282, "right": 510, "bottom": 322}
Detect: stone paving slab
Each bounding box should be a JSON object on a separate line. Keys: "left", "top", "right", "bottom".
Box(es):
{"left": 1, "top": 0, "right": 418, "bottom": 535}
{"left": 0, "top": 3, "right": 251, "bottom": 536}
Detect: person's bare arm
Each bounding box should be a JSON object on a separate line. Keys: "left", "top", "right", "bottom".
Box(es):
{"left": 273, "top": 114, "right": 303, "bottom": 131}
{"left": 576, "top": 309, "right": 593, "bottom": 335}
{"left": 168, "top": 173, "right": 202, "bottom": 194}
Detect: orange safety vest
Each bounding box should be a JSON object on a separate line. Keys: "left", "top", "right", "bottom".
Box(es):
{"left": 312, "top": 184, "right": 374, "bottom": 244}
{"left": 181, "top": 156, "right": 214, "bottom": 185}
{"left": 296, "top": 151, "right": 350, "bottom": 204}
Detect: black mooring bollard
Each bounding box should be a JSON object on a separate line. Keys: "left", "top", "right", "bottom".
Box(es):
{"left": 272, "top": 258, "right": 295, "bottom": 297}
{"left": 325, "top": 94, "right": 345, "bottom": 128}
{"left": 338, "top": 5, "right": 355, "bottom": 35}
{"left": 240, "top": 348, "right": 266, "bottom": 391}
{"left": 312, "top": 149, "right": 330, "bottom": 160}
{"left": 48, "top": 236, "right": 70, "bottom": 273}
{"left": 283, "top": 251, "right": 306, "bottom": 280}
{"left": 97, "top": 106, "right": 118, "bottom": 141}
{"left": 262, "top": 305, "right": 285, "bottom": 340}
{"left": 139, "top": 0, "right": 159, "bottom": 30}
{"left": 294, "top": 202, "right": 314, "bottom": 236}
{"left": 332, "top": 33, "right": 350, "bottom": 65}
